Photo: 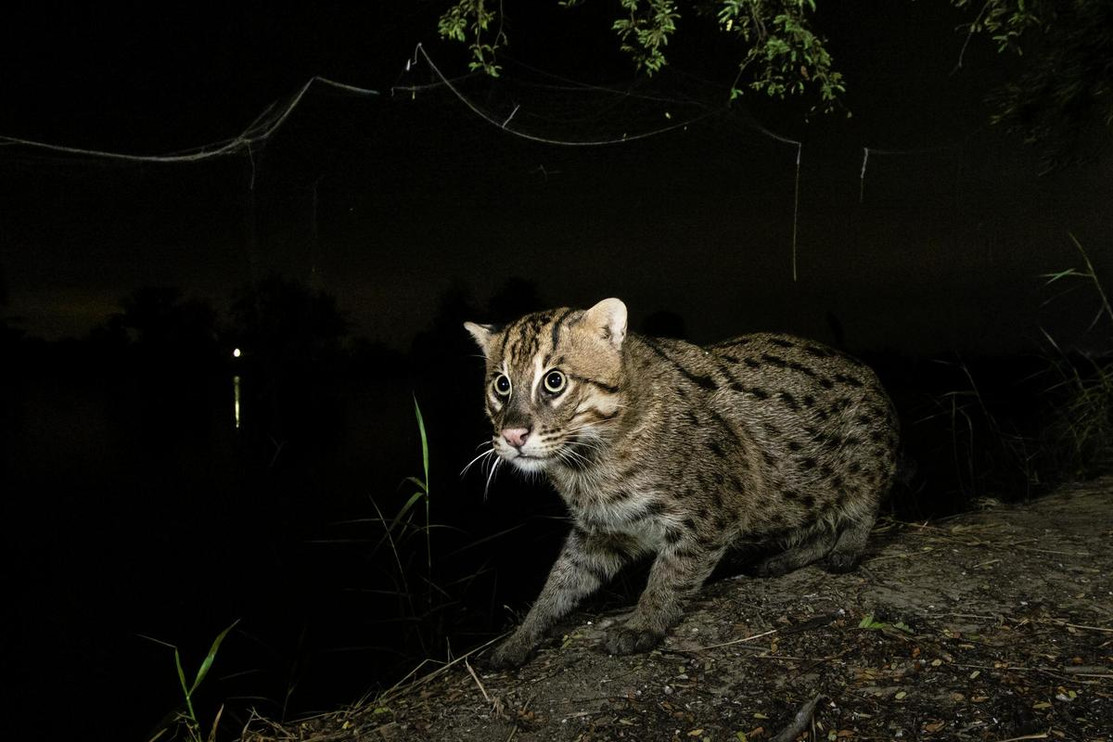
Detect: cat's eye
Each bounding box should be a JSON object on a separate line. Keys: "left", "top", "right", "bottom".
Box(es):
{"left": 543, "top": 370, "right": 567, "bottom": 395}
{"left": 493, "top": 374, "right": 512, "bottom": 397}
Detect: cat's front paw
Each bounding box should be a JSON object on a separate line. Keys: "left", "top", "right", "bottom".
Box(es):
{"left": 604, "top": 625, "right": 664, "bottom": 655}
{"left": 479, "top": 636, "right": 535, "bottom": 670}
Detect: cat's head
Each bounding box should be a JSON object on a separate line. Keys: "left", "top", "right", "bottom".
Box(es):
{"left": 465, "top": 298, "right": 628, "bottom": 474}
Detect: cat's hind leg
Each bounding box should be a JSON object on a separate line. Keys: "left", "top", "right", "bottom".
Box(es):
{"left": 823, "top": 511, "right": 876, "bottom": 573}
{"left": 751, "top": 526, "right": 837, "bottom": 577}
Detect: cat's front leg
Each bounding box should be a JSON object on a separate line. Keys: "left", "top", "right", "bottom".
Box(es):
{"left": 484, "top": 527, "right": 634, "bottom": 669}
{"left": 605, "top": 538, "right": 726, "bottom": 655}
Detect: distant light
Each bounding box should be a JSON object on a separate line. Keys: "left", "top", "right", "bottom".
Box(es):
{"left": 232, "top": 348, "right": 242, "bottom": 358}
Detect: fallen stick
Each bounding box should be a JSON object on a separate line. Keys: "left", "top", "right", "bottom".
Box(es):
{"left": 771, "top": 694, "right": 822, "bottom": 742}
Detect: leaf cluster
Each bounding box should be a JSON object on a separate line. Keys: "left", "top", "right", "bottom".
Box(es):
{"left": 716, "top": 0, "right": 845, "bottom": 112}
{"left": 437, "top": 0, "right": 844, "bottom": 112}
{"left": 437, "top": 0, "right": 1111, "bottom": 161}
{"left": 955, "top": 0, "right": 1113, "bottom": 168}
{"left": 438, "top": 0, "right": 507, "bottom": 76}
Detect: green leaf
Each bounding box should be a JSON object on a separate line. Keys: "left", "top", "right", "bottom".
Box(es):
{"left": 175, "top": 648, "right": 190, "bottom": 697}
{"left": 189, "top": 619, "right": 240, "bottom": 695}
{"left": 388, "top": 491, "right": 426, "bottom": 533}
{"left": 413, "top": 396, "right": 429, "bottom": 488}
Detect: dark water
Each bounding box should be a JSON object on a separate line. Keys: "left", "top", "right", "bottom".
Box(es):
{"left": 1, "top": 337, "right": 572, "bottom": 742}
{"left": 0, "top": 333, "right": 1078, "bottom": 741}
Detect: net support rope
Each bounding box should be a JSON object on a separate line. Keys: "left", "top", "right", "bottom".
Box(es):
{"left": 0, "top": 43, "right": 975, "bottom": 284}
{"left": 0, "top": 77, "right": 379, "bottom": 164}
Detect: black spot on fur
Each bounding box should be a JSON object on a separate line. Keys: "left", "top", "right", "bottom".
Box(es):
{"left": 641, "top": 337, "right": 720, "bottom": 391}
{"left": 744, "top": 358, "right": 761, "bottom": 369}
{"left": 761, "top": 353, "right": 788, "bottom": 368}
{"left": 800, "top": 456, "right": 818, "bottom": 470}
{"left": 750, "top": 387, "right": 770, "bottom": 400}
{"left": 550, "top": 308, "right": 576, "bottom": 350}
{"left": 819, "top": 377, "right": 835, "bottom": 390}
{"left": 670, "top": 545, "right": 706, "bottom": 562}
{"left": 708, "top": 439, "right": 726, "bottom": 458}
{"left": 711, "top": 489, "right": 725, "bottom": 509}
{"left": 804, "top": 345, "right": 834, "bottom": 359}
{"left": 770, "top": 337, "right": 795, "bottom": 349}
{"left": 802, "top": 394, "right": 817, "bottom": 407}
{"left": 833, "top": 373, "right": 864, "bottom": 388}
{"left": 787, "top": 440, "right": 803, "bottom": 452}
{"left": 779, "top": 391, "right": 800, "bottom": 411}
{"left": 575, "top": 555, "right": 612, "bottom": 584}
{"left": 787, "top": 361, "right": 818, "bottom": 377}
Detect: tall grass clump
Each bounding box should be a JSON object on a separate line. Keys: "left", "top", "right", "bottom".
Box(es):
{"left": 1038, "top": 234, "right": 1113, "bottom": 478}
{"left": 909, "top": 355, "right": 1045, "bottom": 513}
{"left": 355, "top": 395, "right": 502, "bottom": 665}
{"left": 904, "top": 235, "right": 1113, "bottom": 514}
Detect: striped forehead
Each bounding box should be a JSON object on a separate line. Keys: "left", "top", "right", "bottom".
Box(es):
{"left": 493, "top": 307, "right": 584, "bottom": 371}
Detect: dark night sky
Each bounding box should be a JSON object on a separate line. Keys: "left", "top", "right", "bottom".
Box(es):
{"left": 4, "top": 6, "right": 1113, "bottom": 739}
{"left": 2, "top": 1, "right": 1111, "bottom": 354}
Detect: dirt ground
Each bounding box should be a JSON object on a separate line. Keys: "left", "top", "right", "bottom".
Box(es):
{"left": 243, "top": 479, "right": 1113, "bottom": 742}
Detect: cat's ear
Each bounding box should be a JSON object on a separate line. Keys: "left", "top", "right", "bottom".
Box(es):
{"left": 583, "top": 298, "right": 627, "bottom": 351}
{"left": 464, "top": 321, "right": 496, "bottom": 356}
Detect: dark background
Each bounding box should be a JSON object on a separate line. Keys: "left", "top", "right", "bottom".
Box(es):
{"left": 1, "top": 2, "right": 1111, "bottom": 741}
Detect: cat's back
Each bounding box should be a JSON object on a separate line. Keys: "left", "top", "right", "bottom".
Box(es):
{"left": 708, "top": 332, "right": 898, "bottom": 496}
{"left": 709, "top": 333, "right": 886, "bottom": 400}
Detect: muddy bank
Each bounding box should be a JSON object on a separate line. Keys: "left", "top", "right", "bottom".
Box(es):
{"left": 244, "top": 479, "right": 1113, "bottom": 741}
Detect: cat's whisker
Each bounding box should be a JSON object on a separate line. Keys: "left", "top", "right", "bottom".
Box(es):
{"left": 483, "top": 456, "right": 501, "bottom": 500}
{"left": 461, "top": 447, "right": 496, "bottom": 478}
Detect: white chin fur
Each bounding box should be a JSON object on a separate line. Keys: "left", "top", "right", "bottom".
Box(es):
{"left": 492, "top": 444, "right": 550, "bottom": 474}
{"left": 508, "top": 456, "right": 548, "bottom": 474}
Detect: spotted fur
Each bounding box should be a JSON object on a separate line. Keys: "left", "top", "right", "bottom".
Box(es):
{"left": 466, "top": 298, "right": 899, "bottom": 667}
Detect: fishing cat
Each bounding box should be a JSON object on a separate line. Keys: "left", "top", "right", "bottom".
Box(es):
{"left": 465, "top": 298, "right": 898, "bottom": 668}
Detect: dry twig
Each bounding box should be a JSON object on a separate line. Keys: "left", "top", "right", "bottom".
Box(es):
{"left": 771, "top": 694, "right": 822, "bottom": 742}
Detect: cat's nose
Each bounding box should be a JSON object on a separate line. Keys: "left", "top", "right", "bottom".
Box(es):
{"left": 501, "top": 427, "right": 530, "bottom": 448}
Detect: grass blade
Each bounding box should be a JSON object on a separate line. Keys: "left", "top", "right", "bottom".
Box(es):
{"left": 189, "top": 619, "right": 240, "bottom": 695}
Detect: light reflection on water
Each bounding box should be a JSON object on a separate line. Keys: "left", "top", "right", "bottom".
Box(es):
{"left": 233, "top": 374, "right": 241, "bottom": 428}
